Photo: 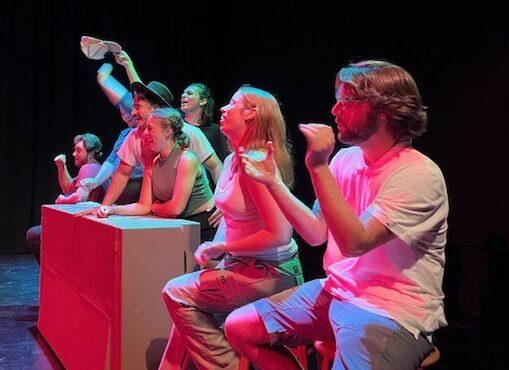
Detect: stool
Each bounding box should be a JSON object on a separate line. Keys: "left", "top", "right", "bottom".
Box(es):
{"left": 239, "top": 344, "right": 309, "bottom": 370}
{"left": 177, "top": 339, "right": 308, "bottom": 369}
{"left": 314, "top": 340, "right": 440, "bottom": 369}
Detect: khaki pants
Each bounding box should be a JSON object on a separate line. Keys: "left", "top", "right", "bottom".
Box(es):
{"left": 161, "top": 253, "right": 303, "bottom": 370}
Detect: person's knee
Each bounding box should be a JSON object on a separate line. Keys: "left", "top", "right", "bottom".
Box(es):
{"left": 225, "top": 304, "right": 269, "bottom": 350}
{"left": 161, "top": 273, "right": 199, "bottom": 308}
{"left": 26, "top": 226, "right": 41, "bottom": 248}
{"left": 161, "top": 279, "right": 180, "bottom": 305}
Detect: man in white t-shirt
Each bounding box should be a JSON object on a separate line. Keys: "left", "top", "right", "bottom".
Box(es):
{"left": 226, "top": 61, "right": 448, "bottom": 369}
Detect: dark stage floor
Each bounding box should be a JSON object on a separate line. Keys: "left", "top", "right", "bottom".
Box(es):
{"left": 0, "top": 254, "right": 507, "bottom": 370}
{"left": 0, "top": 255, "right": 63, "bottom": 370}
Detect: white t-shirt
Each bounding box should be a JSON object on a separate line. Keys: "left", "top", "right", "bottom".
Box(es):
{"left": 215, "top": 153, "right": 297, "bottom": 261}
{"left": 317, "top": 144, "right": 449, "bottom": 339}
{"left": 117, "top": 122, "right": 215, "bottom": 167}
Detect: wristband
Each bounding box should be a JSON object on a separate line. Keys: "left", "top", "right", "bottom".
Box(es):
{"left": 100, "top": 205, "right": 110, "bottom": 216}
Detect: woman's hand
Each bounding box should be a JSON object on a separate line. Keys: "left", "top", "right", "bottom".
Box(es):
{"left": 74, "top": 206, "right": 100, "bottom": 218}
{"left": 240, "top": 141, "right": 281, "bottom": 187}
{"left": 194, "top": 241, "right": 226, "bottom": 266}
{"left": 151, "top": 201, "right": 172, "bottom": 217}
{"left": 207, "top": 208, "right": 223, "bottom": 228}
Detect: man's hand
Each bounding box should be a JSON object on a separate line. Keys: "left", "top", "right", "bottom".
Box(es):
{"left": 80, "top": 177, "right": 100, "bottom": 191}
{"left": 299, "top": 124, "right": 335, "bottom": 170}
{"left": 207, "top": 208, "right": 223, "bottom": 228}
{"left": 114, "top": 50, "right": 133, "bottom": 69}
{"left": 54, "top": 154, "right": 66, "bottom": 168}
{"left": 194, "top": 242, "right": 226, "bottom": 266}
{"left": 55, "top": 194, "right": 66, "bottom": 204}
{"left": 240, "top": 141, "right": 281, "bottom": 187}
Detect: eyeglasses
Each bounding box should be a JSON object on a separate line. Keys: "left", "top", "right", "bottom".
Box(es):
{"left": 335, "top": 96, "right": 366, "bottom": 105}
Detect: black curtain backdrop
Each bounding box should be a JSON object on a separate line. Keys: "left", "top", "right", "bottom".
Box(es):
{"left": 1, "top": 1, "right": 508, "bottom": 271}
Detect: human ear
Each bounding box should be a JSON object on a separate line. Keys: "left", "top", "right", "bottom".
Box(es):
{"left": 243, "top": 107, "right": 257, "bottom": 121}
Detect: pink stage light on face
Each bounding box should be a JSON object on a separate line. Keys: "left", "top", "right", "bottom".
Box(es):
{"left": 332, "top": 84, "right": 379, "bottom": 145}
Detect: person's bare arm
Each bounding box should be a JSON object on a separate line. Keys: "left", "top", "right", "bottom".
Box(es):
{"left": 203, "top": 153, "right": 223, "bottom": 184}
{"left": 300, "top": 124, "right": 394, "bottom": 257}
{"left": 80, "top": 161, "right": 115, "bottom": 191}
{"left": 101, "top": 161, "right": 134, "bottom": 205}
{"left": 54, "top": 154, "right": 73, "bottom": 194}
{"left": 55, "top": 187, "right": 90, "bottom": 204}
{"left": 151, "top": 152, "right": 199, "bottom": 218}
{"left": 241, "top": 143, "right": 327, "bottom": 246}
{"left": 114, "top": 51, "right": 142, "bottom": 84}
{"left": 96, "top": 63, "right": 130, "bottom": 106}
{"left": 98, "top": 167, "right": 153, "bottom": 217}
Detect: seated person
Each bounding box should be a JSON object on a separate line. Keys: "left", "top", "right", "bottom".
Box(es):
{"left": 78, "top": 77, "right": 222, "bottom": 231}
{"left": 158, "top": 86, "right": 303, "bottom": 370}
{"left": 80, "top": 63, "right": 143, "bottom": 205}
{"left": 26, "top": 133, "right": 104, "bottom": 264}
{"left": 96, "top": 108, "right": 216, "bottom": 243}
{"left": 227, "top": 61, "right": 449, "bottom": 370}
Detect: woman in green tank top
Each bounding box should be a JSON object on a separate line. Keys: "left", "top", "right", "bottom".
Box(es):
{"left": 97, "top": 108, "right": 216, "bottom": 243}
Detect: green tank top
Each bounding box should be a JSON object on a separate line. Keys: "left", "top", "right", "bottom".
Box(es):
{"left": 152, "top": 146, "right": 213, "bottom": 218}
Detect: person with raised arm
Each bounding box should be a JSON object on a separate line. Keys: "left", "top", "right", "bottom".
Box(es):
{"left": 26, "top": 133, "right": 104, "bottom": 264}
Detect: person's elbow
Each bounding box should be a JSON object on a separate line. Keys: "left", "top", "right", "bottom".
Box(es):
{"left": 338, "top": 239, "right": 374, "bottom": 258}
{"left": 138, "top": 203, "right": 152, "bottom": 215}
{"left": 213, "top": 161, "right": 223, "bottom": 175}
{"left": 172, "top": 203, "right": 186, "bottom": 218}
{"left": 205, "top": 154, "right": 223, "bottom": 180}
{"left": 301, "top": 222, "right": 328, "bottom": 246}
{"left": 265, "top": 226, "right": 292, "bottom": 248}
{"left": 306, "top": 234, "right": 328, "bottom": 247}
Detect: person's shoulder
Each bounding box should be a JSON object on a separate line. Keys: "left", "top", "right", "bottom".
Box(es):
{"left": 80, "top": 162, "right": 100, "bottom": 170}
{"left": 115, "top": 127, "right": 133, "bottom": 141}
{"left": 220, "top": 152, "right": 235, "bottom": 168}
{"left": 119, "top": 127, "right": 132, "bottom": 135}
{"left": 399, "top": 148, "right": 444, "bottom": 177}
{"left": 330, "top": 145, "right": 359, "bottom": 166}
{"left": 181, "top": 148, "right": 200, "bottom": 161}
{"left": 390, "top": 148, "right": 447, "bottom": 192}
{"left": 337, "top": 145, "right": 360, "bottom": 157}
{"left": 179, "top": 149, "right": 200, "bottom": 168}
{"left": 78, "top": 162, "right": 101, "bottom": 176}
{"left": 123, "top": 127, "right": 139, "bottom": 140}
{"left": 224, "top": 152, "right": 235, "bottom": 162}
{"left": 182, "top": 121, "right": 202, "bottom": 135}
